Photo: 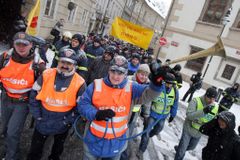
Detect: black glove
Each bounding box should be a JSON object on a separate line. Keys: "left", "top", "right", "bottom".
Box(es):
{"left": 149, "top": 62, "right": 167, "bottom": 86}
{"left": 168, "top": 116, "right": 174, "bottom": 123}
{"left": 203, "top": 105, "right": 214, "bottom": 114}
{"left": 95, "top": 109, "right": 116, "bottom": 121}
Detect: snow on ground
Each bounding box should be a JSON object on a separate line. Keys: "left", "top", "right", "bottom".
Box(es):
{"left": 1, "top": 45, "right": 240, "bottom": 160}
{"left": 140, "top": 81, "right": 240, "bottom": 160}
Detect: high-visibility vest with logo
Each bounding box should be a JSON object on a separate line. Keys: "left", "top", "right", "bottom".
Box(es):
{"left": 151, "top": 87, "right": 175, "bottom": 115}
{"left": 91, "top": 79, "right": 132, "bottom": 139}
{"left": 191, "top": 97, "right": 219, "bottom": 130}
{"left": 0, "top": 57, "right": 34, "bottom": 99}
{"left": 36, "top": 68, "right": 84, "bottom": 112}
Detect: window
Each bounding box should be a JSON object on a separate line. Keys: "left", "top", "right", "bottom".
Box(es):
{"left": 221, "top": 64, "right": 236, "bottom": 80}
{"left": 185, "top": 46, "right": 206, "bottom": 72}
{"left": 233, "top": 9, "right": 240, "bottom": 29}
{"left": 201, "top": 0, "right": 231, "bottom": 24}
{"left": 68, "top": 2, "right": 77, "bottom": 22}
{"left": 81, "top": 9, "right": 88, "bottom": 25}
{"left": 44, "top": 0, "right": 57, "bottom": 18}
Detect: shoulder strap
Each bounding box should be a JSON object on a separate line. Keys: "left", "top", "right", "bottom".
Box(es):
{"left": 0, "top": 49, "right": 13, "bottom": 69}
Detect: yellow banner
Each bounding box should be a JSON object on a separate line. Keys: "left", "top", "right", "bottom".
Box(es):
{"left": 110, "top": 17, "right": 154, "bottom": 49}
{"left": 26, "top": 0, "right": 40, "bottom": 35}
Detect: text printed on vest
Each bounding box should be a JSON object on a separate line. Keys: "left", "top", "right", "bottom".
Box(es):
{"left": 46, "top": 97, "right": 68, "bottom": 106}
{"left": 2, "top": 78, "right": 28, "bottom": 86}
{"left": 99, "top": 106, "right": 126, "bottom": 113}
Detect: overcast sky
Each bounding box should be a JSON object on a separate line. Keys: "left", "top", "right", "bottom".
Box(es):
{"left": 145, "top": 0, "right": 172, "bottom": 18}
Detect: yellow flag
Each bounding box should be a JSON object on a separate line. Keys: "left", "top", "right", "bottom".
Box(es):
{"left": 110, "top": 17, "right": 154, "bottom": 49}
{"left": 26, "top": 0, "right": 40, "bottom": 35}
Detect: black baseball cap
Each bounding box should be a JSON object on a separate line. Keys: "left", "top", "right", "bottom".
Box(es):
{"left": 205, "top": 87, "right": 217, "bottom": 99}
{"left": 13, "top": 32, "right": 32, "bottom": 45}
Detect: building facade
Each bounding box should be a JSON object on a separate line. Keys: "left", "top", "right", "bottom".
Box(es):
{"left": 93, "top": 0, "right": 164, "bottom": 48}
{"left": 23, "top": 0, "right": 97, "bottom": 37}
{"left": 159, "top": 0, "right": 240, "bottom": 88}
{"left": 24, "top": 0, "right": 164, "bottom": 49}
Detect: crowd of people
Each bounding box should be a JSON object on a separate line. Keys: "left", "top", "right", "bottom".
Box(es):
{"left": 0, "top": 29, "right": 240, "bottom": 160}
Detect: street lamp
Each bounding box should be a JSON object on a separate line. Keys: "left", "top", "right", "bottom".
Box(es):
{"left": 202, "top": 7, "right": 232, "bottom": 78}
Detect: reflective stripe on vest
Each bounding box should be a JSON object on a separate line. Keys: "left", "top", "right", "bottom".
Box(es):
{"left": 91, "top": 79, "right": 132, "bottom": 139}
{"left": 90, "top": 121, "right": 128, "bottom": 135}
{"left": 4, "top": 87, "right": 32, "bottom": 94}
{"left": 36, "top": 68, "right": 85, "bottom": 112}
{"left": 151, "top": 87, "right": 175, "bottom": 115}
{"left": 0, "top": 57, "right": 34, "bottom": 98}
{"left": 77, "top": 66, "right": 88, "bottom": 71}
{"left": 219, "top": 104, "right": 229, "bottom": 111}
{"left": 86, "top": 53, "right": 96, "bottom": 59}
{"left": 192, "top": 97, "right": 219, "bottom": 130}
{"left": 174, "top": 80, "right": 182, "bottom": 89}
{"left": 132, "top": 104, "right": 141, "bottom": 112}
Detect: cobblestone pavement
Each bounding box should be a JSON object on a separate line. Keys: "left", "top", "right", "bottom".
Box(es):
{"left": 0, "top": 115, "right": 83, "bottom": 160}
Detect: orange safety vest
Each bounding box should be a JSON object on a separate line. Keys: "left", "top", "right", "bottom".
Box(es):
{"left": 90, "top": 79, "right": 132, "bottom": 139}
{"left": 0, "top": 57, "right": 34, "bottom": 99}
{"left": 36, "top": 68, "right": 84, "bottom": 112}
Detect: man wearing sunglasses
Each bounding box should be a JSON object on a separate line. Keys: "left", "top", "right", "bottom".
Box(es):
{"left": 0, "top": 32, "right": 45, "bottom": 160}
{"left": 78, "top": 56, "right": 168, "bottom": 160}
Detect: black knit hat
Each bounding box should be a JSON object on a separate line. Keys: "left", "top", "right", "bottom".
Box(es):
{"left": 72, "top": 34, "right": 83, "bottom": 44}
{"left": 164, "top": 73, "right": 175, "bottom": 84}
{"left": 205, "top": 87, "right": 217, "bottom": 99}
{"left": 131, "top": 53, "right": 141, "bottom": 61}
{"left": 218, "top": 111, "right": 236, "bottom": 130}
{"left": 173, "top": 64, "right": 182, "bottom": 71}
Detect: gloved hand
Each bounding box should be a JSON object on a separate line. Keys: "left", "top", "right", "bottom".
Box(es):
{"left": 168, "top": 116, "right": 174, "bottom": 123}
{"left": 149, "top": 62, "right": 167, "bottom": 86}
{"left": 95, "top": 109, "right": 116, "bottom": 121}
{"left": 203, "top": 105, "right": 214, "bottom": 114}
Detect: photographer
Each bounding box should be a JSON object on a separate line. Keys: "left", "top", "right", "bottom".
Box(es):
{"left": 182, "top": 72, "right": 202, "bottom": 102}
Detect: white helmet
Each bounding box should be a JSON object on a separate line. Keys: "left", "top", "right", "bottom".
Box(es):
{"left": 63, "top": 31, "right": 72, "bottom": 39}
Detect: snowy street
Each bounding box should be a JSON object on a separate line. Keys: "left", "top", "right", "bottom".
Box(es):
{"left": 139, "top": 81, "right": 240, "bottom": 160}
{"left": 0, "top": 46, "right": 239, "bottom": 160}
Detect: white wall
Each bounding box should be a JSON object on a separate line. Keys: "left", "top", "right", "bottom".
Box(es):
{"left": 170, "top": 0, "right": 205, "bottom": 31}
{"left": 162, "top": 33, "right": 237, "bottom": 88}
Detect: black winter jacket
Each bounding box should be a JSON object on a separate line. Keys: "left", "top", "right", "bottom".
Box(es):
{"left": 87, "top": 57, "right": 111, "bottom": 85}
{"left": 200, "top": 116, "right": 240, "bottom": 160}
{"left": 190, "top": 74, "right": 202, "bottom": 90}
